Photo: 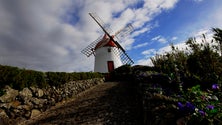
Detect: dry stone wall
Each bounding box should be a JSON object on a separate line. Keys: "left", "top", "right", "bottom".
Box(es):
{"left": 0, "top": 78, "right": 104, "bottom": 123}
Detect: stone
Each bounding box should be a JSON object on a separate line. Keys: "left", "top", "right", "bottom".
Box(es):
{"left": 24, "top": 111, "right": 31, "bottom": 118}
{"left": 0, "top": 86, "right": 18, "bottom": 103}
{"left": 48, "top": 98, "right": 56, "bottom": 106}
{"left": 10, "top": 100, "right": 21, "bottom": 108}
{"left": 31, "top": 98, "right": 47, "bottom": 109}
{"left": 37, "top": 89, "right": 44, "bottom": 97}
{"left": 23, "top": 99, "right": 33, "bottom": 108}
{"left": 0, "top": 78, "right": 104, "bottom": 121}
{"left": 0, "top": 103, "right": 11, "bottom": 110}
{"left": 17, "top": 105, "right": 31, "bottom": 111}
{"left": 30, "top": 87, "right": 44, "bottom": 97}
{"left": 0, "top": 109, "right": 9, "bottom": 125}
{"left": 12, "top": 108, "right": 21, "bottom": 115}
{"left": 30, "top": 109, "right": 41, "bottom": 118}
{"left": 19, "top": 88, "right": 32, "bottom": 98}
{"left": 0, "top": 109, "right": 8, "bottom": 118}
{"left": 7, "top": 109, "right": 16, "bottom": 118}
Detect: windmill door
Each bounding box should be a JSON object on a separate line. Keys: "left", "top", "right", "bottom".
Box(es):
{"left": 107, "top": 61, "right": 114, "bottom": 72}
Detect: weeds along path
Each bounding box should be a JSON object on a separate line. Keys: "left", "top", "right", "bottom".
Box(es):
{"left": 19, "top": 82, "right": 141, "bottom": 125}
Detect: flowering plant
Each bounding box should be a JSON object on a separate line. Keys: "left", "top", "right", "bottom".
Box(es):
{"left": 177, "top": 84, "right": 222, "bottom": 124}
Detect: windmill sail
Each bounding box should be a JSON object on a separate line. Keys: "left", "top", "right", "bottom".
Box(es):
{"left": 81, "top": 35, "right": 103, "bottom": 57}
{"left": 112, "top": 48, "right": 134, "bottom": 65}
{"left": 89, "top": 13, "right": 113, "bottom": 35}
{"left": 115, "top": 24, "right": 133, "bottom": 40}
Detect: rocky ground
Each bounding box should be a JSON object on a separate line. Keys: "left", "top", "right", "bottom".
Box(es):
{"left": 18, "top": 82, "right": 141, "bottom": 125}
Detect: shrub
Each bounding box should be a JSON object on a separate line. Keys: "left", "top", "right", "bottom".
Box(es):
{"left": 0, "top": 65, "right": 20, "bottom": 88}
{"left": 110, "top": 64, "right": 132, "bottom": 81}
{"left": 0, "top": 65, "right": 103, "bottom": 89}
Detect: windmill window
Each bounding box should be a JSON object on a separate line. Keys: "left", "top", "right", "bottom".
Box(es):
{"left": 108, "top": 48, "right": 111, "bottom": 52}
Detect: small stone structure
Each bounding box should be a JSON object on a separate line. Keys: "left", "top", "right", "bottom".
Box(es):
{"left": 0, "top": 78, "right": 104, "bottom": 123}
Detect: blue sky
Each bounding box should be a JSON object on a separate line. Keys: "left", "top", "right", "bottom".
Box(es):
{"left": 130, "top": 0, "right": 222, "bottom": 65}
{"left": 0, "top": 0, "right": 222, "bottom": 72}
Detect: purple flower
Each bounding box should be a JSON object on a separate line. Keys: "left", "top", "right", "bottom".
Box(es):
{"left": 178, "top": 102, "right": 184, "bottom": 109}
{"left": 186, "top": 102, "right": 195, "bottom": 111}
{"left": 206, "top": 105, "right": 214, "bottom": 110}
{"left": 212, "top": 84, "right": 219, "bottom": 90}
{"left": 199, "top": 110, "right": 206, "bottom": 116}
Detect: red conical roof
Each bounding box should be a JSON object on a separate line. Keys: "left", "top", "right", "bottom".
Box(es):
{"left": 95, "top": 34, "right": 118, "bottom": 50}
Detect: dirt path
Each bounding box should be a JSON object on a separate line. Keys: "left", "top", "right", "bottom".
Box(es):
{"left": 19, "top": 82, "right": 141, "bottom": 125}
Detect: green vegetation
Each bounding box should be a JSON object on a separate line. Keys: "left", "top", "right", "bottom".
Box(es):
{"left": 110, "top": 28, "right": 222, "bottom": 124}
{"left": 149, "top": 28, "right": 222, "bottom": 124}
{"left": 0, "top": 65, "right": 103, "bottom": 90}
{"left": 151, "top": 28, "right": 222, "bottom": 89}
{"left": 109, "top": 64, "right": 133, "bottom": 81}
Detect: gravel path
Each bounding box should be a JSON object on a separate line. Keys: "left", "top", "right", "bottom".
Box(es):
{"left": 19, "top": 82, "right": 141, "bottom": 125}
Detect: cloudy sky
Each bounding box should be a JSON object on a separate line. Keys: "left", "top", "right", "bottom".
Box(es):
{"left": 0, "top": 0, "right": 222, "bottom": 72}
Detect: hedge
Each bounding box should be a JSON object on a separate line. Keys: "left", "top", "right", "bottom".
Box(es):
{"left": 0, "top": 65, "right": 103, "bottom": 90}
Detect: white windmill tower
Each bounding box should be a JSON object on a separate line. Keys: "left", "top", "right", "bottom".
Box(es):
{"left": 81, "top": 13, "right": 134, "bottom": 73}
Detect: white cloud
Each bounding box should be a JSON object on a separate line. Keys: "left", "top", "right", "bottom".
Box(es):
{"left": 171, "top": 36, "right": 178, "bottom": 41}
{"left": 132, "top": 27, "right": 150, "bottom": 37}
{"left": 193, "top": 0, "right": 204, "bottom": 2}
{"left": 142, "top": 49, "right": 156, "bottom": 55}
{"left": 152, "top": 35, "right": 161, "bottom": 41}
{"left": 136, "top": 58, "right": 154, "bottom": 66}
{"left": 158, "top": 38, "right": 167, "bottom": 43}
{"left": 133, "top": 42, "right": 149, "bottom": 49}
{"left": 0, "top": 0, "right": 179, "bottom": 72}
{"left": 151, "top": 35, "right": 167, "bottom": 43}
{"left": 152, "top": 29, "right": 214, "bottom": 56}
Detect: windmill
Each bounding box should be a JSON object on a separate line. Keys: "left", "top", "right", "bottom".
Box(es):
{"left": 81, "top": 13, "right": 134, "bottom": 73}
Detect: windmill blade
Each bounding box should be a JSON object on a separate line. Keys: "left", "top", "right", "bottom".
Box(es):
{"left": 89, "top": 13, "right": 113, "bottom": 35}
{"left": 115, "top": 24, "right": 133, "bottom": 40}
{"left": 119, "top": 50, "right": 134, "bottom": 65}
{"left": 112, "top": 48, "right": 134, "bottom": 65}
{"left": 81, "top": 35, "right": 103, "bottom": 57}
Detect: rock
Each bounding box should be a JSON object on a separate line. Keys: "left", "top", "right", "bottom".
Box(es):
{"left": 0, "top": 109, "right": 8, "bottom": 118}
{"left": 0, "top": 86, "right": 18, "bottom": 103}
{"left": 10, "top": 100, "right": 21, "bottom": 108}
{"left": 0, "top": 103, "right": 11, "bottom": 110}
{"left": 24, "top": 111, "right": 31, "bottom": 118}
{"left": 30, "top": 87, "right": 44, "bottom": 97}
{"left": 6, "top": 109, "right": 16, "bottom": 119}
{"left": 19, "top": 88, "right": 32, "bottom": 98}
{"left": 0, "top": 109, "right": 9, "bottom": 125}
{"left": 37, "top": 89, "right": 44, "bottom": 97}
{"left": 23, "top": 99, "right": 33, "bottom": 108}
{"left": 12, "top": 108, "right": 22, "bottom": 116}
{"left": 30, "top": 109, "right": 41, "bottom": 118}
{"left": 49, "top": 98, "right": 56, "bottom": 106}
{"left": 0, "top": 78, "right": 104, "bottom": 121}
{"left": 31, "top": 98, "right": 47, "bottom": 109}
{"left": 17, "top": 105, "right": 31, "bottom": 111}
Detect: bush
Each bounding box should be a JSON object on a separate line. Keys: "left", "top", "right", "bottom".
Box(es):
{"left": 0, "top": 65, "right": 103, "bottom": 89}
{"left": 110, "top": 64, "right": 133, "bottom": 81}
{"left": 0, "top": 65, "right": 20, "bottom": 88}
